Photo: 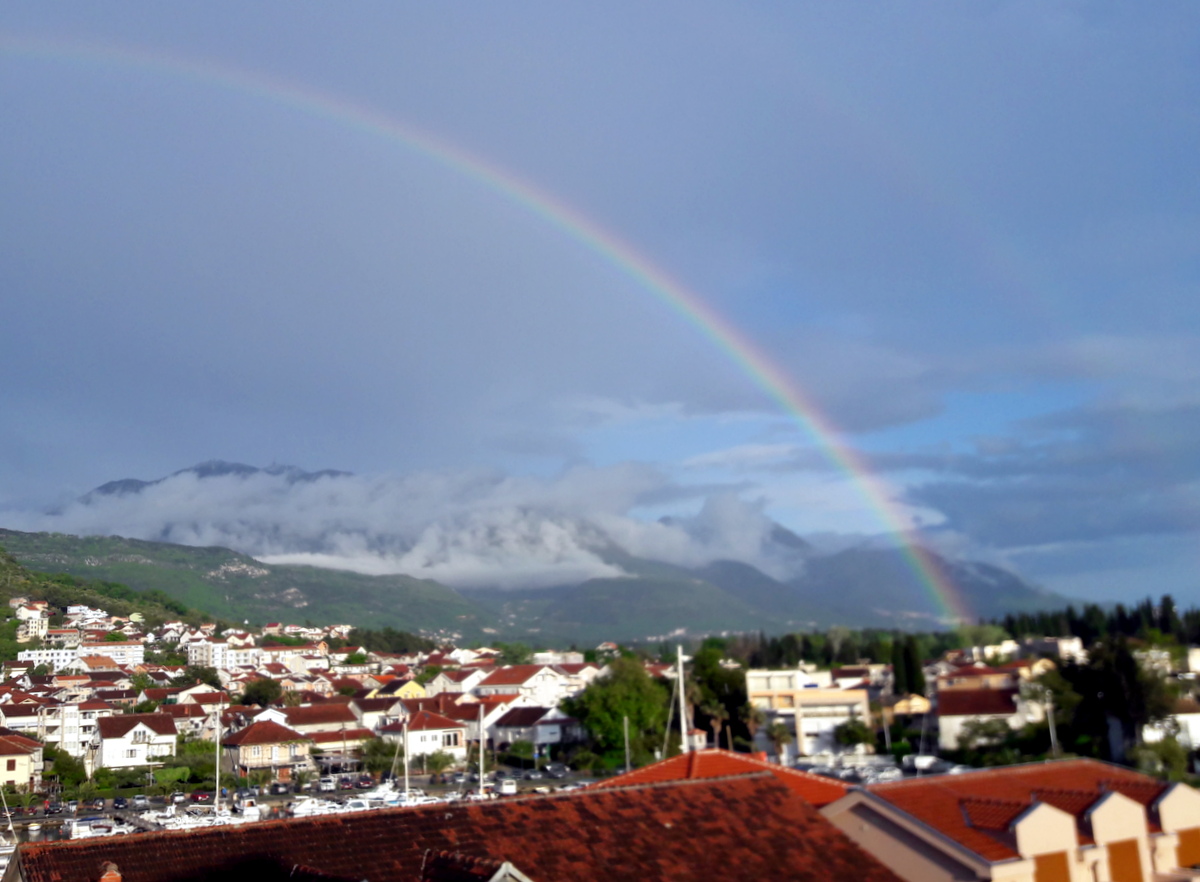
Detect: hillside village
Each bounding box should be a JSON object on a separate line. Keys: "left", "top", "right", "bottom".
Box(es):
{"left": 3, "top": 580, "right": 1200, "bottom": 880}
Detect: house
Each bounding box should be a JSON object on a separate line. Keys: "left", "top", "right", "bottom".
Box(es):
{"left": 491, "top": 706, "right": 580, "bottom": 749}
{"left": 1022, "top": 635, "right": 1088, "bottom": 664}
{"left": 424, "top": 667, "right": 487, "bottom": 697}
{"left": 1144, "top": 697, "right": 1200, "bottom": 749}
{"left": 87, "top": 714, "right": 177, "bottom": 773}
{"left": 221, "top": 720, "right": 312, "bottom": 781}
{"left": 935, "top": 664, "right": 1019, "bottom": 693}
{"left": 474, "top": 665, "right": 575, "bottom": 706}
{"left": 380, "top": 710, "right": 468, "bottom": 762}
{"left": 879, "top": 693, "right": 931, "bottom": 727}
{"left": 822, "top": 758, "right": 1200, "bottom": 882}
{"left": 936, "top": 687, "right": 1043, "bottom": 750}
{"left": 0, "top": 729, "right": 44, "bottom": 791}
{"left": 5, "top": 775, "right": 903, "bottom": 882}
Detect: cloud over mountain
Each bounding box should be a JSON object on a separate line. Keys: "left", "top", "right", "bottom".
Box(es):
{"left": 7, "top": 462, "right": 808, "bottom": 590}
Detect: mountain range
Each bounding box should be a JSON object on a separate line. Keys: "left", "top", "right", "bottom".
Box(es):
{"left": 0, "top": 461, "right": 1069, "bottom": 643}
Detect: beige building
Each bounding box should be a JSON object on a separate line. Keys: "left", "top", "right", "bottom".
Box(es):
{"left": 746, "top": 669, "right": 870, "bottom": 756}
{"left": 0, "top": 732, "right": 43, "bottom": 791}
{"left": 822, "top": 758, "right": 1200, "bottom": 882}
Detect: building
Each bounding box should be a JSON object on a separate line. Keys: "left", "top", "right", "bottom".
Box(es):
{"left": 87, "top": 714, "right": 177, "bottom": 773}
{"left": 380, "top": 710, "right": 468, "bottom": 762}
{"left": 474, "top": 665, "right": 574, "bottom": 706}
{"left": 4, "top": 775, "right": 904, "bottom": 882}
{"left": 0, "top": 730, "right": 43, "bottom": 792}
{"left": 936, "top": 687, "right": 1044, "bottom": 750}
{"left": 491, "top": 706, "right": 580, "bottom": 750}
{"left": 746, "top": 670, "right": 871, "bottom": 756}
{"left": 822, "top": 758, "right": 1200, "bottom": 882}
{"left": 221, "top": 720, "right": 312, "bottom": 781}
{"left": 79, "top": 641, "right": 145, "bottom": 668}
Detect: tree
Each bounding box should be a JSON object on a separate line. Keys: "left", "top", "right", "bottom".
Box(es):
{"left": 496, "top": 643, "right": 533, "bottom": 665}
{"left": 765, "top": 721, "right": 793, "bottom": 759}
{"left": 833, "top": 719, "right": 873, "bottom": 749}
{"left": 241, "top": 678, "right": 283, "bottom": 707}
{"left": 359, "top": 737, "right": 402, "bottom": 779}
{"left": 701, "top": 701, "right": 729, "bottom": 750}
{"left": 425, "top": 750, "right": 455, "bottom": 776}
{"left": 561, "top": 656, "right": 669, "bottom": 765}
{"left": 902, "top": 637, "right": 925, "bottom": 696}
{"left": 739, "top": 703, "right": 766, "bottom": 741}
{"left": 173, "top": 666, "right": 221, "bottom": 690}
{"left": 343, "top": 652, "right": 369, "bottom": 666}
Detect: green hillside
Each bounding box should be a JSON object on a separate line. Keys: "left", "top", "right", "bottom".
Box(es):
{"left": 0, "top": 529, "right": 489, "bottom": 638}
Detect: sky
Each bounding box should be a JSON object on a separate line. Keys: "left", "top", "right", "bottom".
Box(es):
{"left": 2, "top": 3, "right": 1199, "bottom": 604}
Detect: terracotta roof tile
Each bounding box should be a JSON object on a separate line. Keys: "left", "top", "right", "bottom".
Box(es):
{"left": 12, "top": 775, "right": 902, "bottom": 882}
{"left": 867, "top": 758, "right": 1164, "bottom": 862}
{"left": 223, "top": 720, "right": 308, "bottom": 747}
{"left": 97, "top": 714, "right": 177, "bottom": 739}
{"left": 937, "top": 688, "right": 1020, "bottom": 717}
{"left": 592, "top": 748, "right": 851, "bottom": 808}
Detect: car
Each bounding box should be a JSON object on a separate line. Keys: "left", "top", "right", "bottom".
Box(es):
{"left": 113, "top": 796, "right": 129, "bottom": 810}
{"left": 269, "top": 782, "right": 289, "bottom": 795}
{"left": 318, "top": 776, "right": 337, "bottom": 792}
{"left": 356, "top": 775, "right": 374, "bottom": 789}
{"left": 45, "top": 803, "right": 64, "bottom": 815}
{"left": 544, "top": 763, "right": 568, "bottom": 779}
{"left": 88, "top": 797, "right": 106, "bottom": 810}
{"left": 451, "top": 773, "right": 467, "bottom": 785}
{"left": 171, "top": 792, "right": 186, "bottom": 804}
{"left": 523, "top": 769, "right": 545, "bottom": 780}
{"left": 190, "top": 792, "right": 212, "bottom": 803}
{"left": 65, "top": 800, "right": 79, "bottom": 813}
{"left": 338, "top": 778, "right": 355, "bottom": 790}
{"left": 247, "top": 785, "right": 261, "bottom": 796}
{"left": 131, "top": 795, "right": 149, "bottom": 810}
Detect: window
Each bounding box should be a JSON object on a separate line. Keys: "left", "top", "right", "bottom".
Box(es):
{"left": 5, "top": 760, "right": 14, "bottom": 772}
{"left": 251, "top": 746, "right": 261, "bottom": 757}
{"left": 126, "top": 749, "right": 137, "bottom": 758}
{"left": 443, "top": 733, "right": 460, "bottom": 747}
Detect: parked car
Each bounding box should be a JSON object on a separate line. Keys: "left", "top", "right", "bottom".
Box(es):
{"left": 318, "top": 776, "right": 337, "bottom": 792}
{"left": 171, "top": 792, "right": 186, "bottom": 804}
{"left": 190, "top": 792, "right": 212, "bottom": 803}
{"left": 356, "top": 775, "right": 374, "bottom": 789}
{"left": 544, "top": 763, "right": 568, "bottom": 779}
{"left": 88, "top": 797, "right": 106, "bottom": 810}
{"left": 269, "top": 782, "right": 289, "bottom": 795}
{"left": 113, "top": 796, "right": 129, "bottom": 810}
{"left": 131, "top": 795, "right": 149, "bottom": 810}
{"left": 338, "top": 778, "right": 355, "bottom": 791}
{"left": 523, "top": 769, "right": 545, "bottom": 780}
{"left": 45, "top": 803, "right": 64, "bottom": 815}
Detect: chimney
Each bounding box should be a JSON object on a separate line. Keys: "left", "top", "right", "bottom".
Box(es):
{"left": 99, "top": 862, "right": 122, "bottom": 882}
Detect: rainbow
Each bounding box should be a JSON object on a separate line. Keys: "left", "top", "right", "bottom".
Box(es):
{"left": 0, "top": 35, "right": 971, "bottom": 622}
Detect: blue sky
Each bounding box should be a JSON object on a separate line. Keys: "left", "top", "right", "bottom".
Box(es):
{"left": 2, "top": 3, "right": 1199, "bottom": 603}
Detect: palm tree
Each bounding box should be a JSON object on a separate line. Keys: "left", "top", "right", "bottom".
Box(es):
{"left": 766, "top": 721, "right": 793, "bottom": 761}
{"left": 740, "top": 703, "right": 766, "bottom": 740}
{"left": 702, "top": 701, "right": 729, "bottom": 750}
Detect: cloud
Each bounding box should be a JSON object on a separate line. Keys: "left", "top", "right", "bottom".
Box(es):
{"left": 5, "top": 463, "right": 809, "bottom": 589}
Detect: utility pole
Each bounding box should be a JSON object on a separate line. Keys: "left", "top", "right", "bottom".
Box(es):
{"left": 677, "top": 646, "right": 690, "bottom": 752}
{"left": 623, "top": 716, "right": 631, "bottom": 773}
{"left": 1044, "top": 688, "right": 1060, "bottom": 757}
{"left": 478, "top": 702, "right": 486, "bottom": 799}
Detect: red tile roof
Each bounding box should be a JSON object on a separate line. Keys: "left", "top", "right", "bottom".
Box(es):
{"left": 12, "top": 775, "right": 902, "bottom": 882}
{"left": 97, "top": 714, "right": 177, "bottom": 739}
{"left": 282, "top": 704, "right": 358, "bottom": 727}
{"left": 937, "top": 688, "right": 1020, "bottom": 717}
{"left": 866, "top": 758, "right": 1166, "bottom": 862}
{"left": 477, "top": 665, "right": 550, "bottom": 687}
{"left": 223, "top": 720, "right": 308, "bottom": 747}
{"left": 308, "top": 728, "right": 375, "bottom": 745}
{"left": 592, "top": 748, "right": 851, "bottom": 808}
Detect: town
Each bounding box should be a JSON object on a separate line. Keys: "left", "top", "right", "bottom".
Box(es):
{"left": 0, "top": 586, "right": 1198, "bottom": 881}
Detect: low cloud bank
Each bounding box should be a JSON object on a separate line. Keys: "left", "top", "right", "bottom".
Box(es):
{"left": 5, "top": 464, "right": 809, "bottom": 589}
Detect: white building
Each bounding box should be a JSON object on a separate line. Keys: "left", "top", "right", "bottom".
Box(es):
{"left": 87, "top": 715, "right": 176, "bottom": 777}
{"left": 79, "top": 641, "right": 144, "bottom": 667}
{"left": 86, "top": 713, "right": 177, "bottom": 774}
{"left": 17, "top": 647, "right": 80, "bottom": 673}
